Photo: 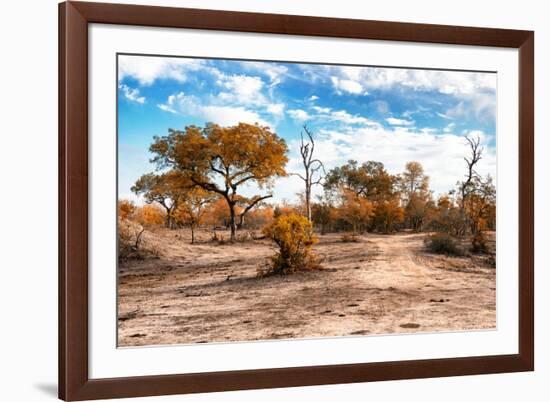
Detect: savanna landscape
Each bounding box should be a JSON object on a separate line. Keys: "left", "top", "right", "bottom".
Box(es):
{"left": 117, "top": 55, "right": 497, "bottom": 347}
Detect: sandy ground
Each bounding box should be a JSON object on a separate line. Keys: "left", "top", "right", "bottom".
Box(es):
{"left": 118, "top": 229, "right": 496, "bottom": 347}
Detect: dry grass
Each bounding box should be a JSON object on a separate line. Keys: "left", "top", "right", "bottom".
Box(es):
{"left": 341, "top": 232, "right": 361, "bottom": 243}
{"left": 117, "top": 228, "right": 496, "bottom": 347}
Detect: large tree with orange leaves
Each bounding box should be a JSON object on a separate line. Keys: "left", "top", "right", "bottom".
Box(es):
{"left": 149, "top": 123, "right": 288, "bottom": 241}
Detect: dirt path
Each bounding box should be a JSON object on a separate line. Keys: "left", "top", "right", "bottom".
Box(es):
{"left": 118, "top": 230, "right": 496, "bottom": 347}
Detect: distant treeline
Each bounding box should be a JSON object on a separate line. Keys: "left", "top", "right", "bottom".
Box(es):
{"left": 119, "top": 122, "right": 495, "bottom": 248}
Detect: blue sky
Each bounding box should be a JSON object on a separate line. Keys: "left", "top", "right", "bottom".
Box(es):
{"left": 118, "top": 54, "right": 497, "bottom": 204}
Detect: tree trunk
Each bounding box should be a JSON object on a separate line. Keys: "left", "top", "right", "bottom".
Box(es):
{"left": 229, "top": 203, "right": 237, "bottom": 241}
{"left": 238, "top": 213, "right": 245, "bottom": 229}
{"left": 165, "top": 211, "right": 172, "bottom": 228}
{"left": 191, "top": 225, "right": 195, "bottom": 244}
{"left": 459, "top": 189, "right": 467, "bottom": 236}
{"left": 305, "top": 185, "right": 311, "bottom": 222}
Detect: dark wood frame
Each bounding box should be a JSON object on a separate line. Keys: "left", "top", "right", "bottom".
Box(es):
{"left": 59, "top": 1, "right": 534, "bottom": 400}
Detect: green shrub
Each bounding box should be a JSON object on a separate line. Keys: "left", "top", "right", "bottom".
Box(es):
{"left": 425, "top": 233, "right": 464, "bottom": 256}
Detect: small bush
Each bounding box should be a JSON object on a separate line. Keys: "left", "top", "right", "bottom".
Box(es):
{"left": 235, "top": 231, "right": 254, "bottom": 243}
{"left": 262, "top": 213, "right": 321, "bottom": 275}
{"left": 341, "top": 233, "right": 360, "bottom": 243}
{"left": 471, "top": 232, "right": 489, "bottom": 253}
{"left": 211, "top": 231, "right": 259, "bottom": 244}
{"left": 209, "top": 231, "right": 230, "bottom": 245}
{"left": 118, "top": 219, "right": 136, "bottom": 259}
{"left": 425, "top": 233, "right": 464, "bottom": 256}
{"left": 118, "top": 218, "right": 160, "bottom": 260}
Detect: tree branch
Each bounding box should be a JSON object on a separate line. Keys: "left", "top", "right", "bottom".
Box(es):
{"left": 240, "top": 194, "right": 273, "bottom": 217}
{"left": 233, "top": 174, "right": 257, "bottom": 188}
{"left": 310, "top": 159, "right": 326, "bottom": 175}
{"left": 288, "top": 172, "right": 307, "bottom": 182}
{"left": 237, "top": 194, "right": 273, "bottom": 227}
{"left": 311, "top": 177, "right": 325, "bottom": 186}
{"left": 190, "top": 177, "right": 227, "bottom": 197}
{"left": 208, "top": 160, "right": 227, "bottom": 177}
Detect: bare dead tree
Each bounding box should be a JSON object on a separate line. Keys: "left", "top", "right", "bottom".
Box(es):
{"left": 459, "top": 134, "right": 483, "bottom": 235}
{"left": 290, "top": 125, "right": 326, "bottom": 221}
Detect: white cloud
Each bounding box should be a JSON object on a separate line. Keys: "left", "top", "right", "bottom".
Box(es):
{"left": 200, "top": 106, "right": 270, "bottom": 127}
{"left": 445, "top": 92, "right": 496, "bottom": 123}
{"left": 287, "top": 109, "right": 311, "bottom": 122}
{"left": 297, "top": 126, "right": 496, "bottom": 198}
{"left": 309, "top": 105, "right": 378, "bottom": 126}
{"left": 312, "top": 105, "right": 331, "bottom": 114}
{"left": 240, "top": 62, "right": 289, "bottom": 88}
{"left": 297, "top": 64, "right": 332, "bottom": 83}
{"left": 437, "top": 112, "right": 453, "bottom": 120}
{"left": 217, "top": 74, "right": 266, "bottom": 104}
{"left": 118, "top": 55, "right": 204, "bottom": 86}
{"left": 371, "top": 100, "right": 391, "bottom": 115}
{"left": 157, "top": 104, "right": 176, "bottom": 113}
{"left": 266, "top": 103, "right": 285, "bottom": 117}
{"left": 313, "top": 66, "right": 497, "bottom": 122}
{"left": 156, "top": 92, "right": 186, "bottom": 114}
{"left": 263, "top": 65, "right": 289, "bottom": 86}
{"left": 291, "top": 105, "right": 376, "bottom": 126}
{"left": 330, "top": 76, "right": 365, "bottom": 95}
{"left": 443, "top": 122, "right": 456, "bottom": 133}
{"left": 212, "top": 71, "right": 287, "bottom": 120}
{"left": 330, "top": 110, "right": 377, "bottom": 126}
{"left": 118, "top": 56, "right": 279, "bottom": 113}
{"left": 157, "top": 92, "right": 271, "bottom": 127}
{"left": 386, "top": 117, "right": 414, "bottom": 126}
{"left": 308, "top": 95, "right": 319, "bottom": 101}
{"left": 118, "top": 83, "right": 145, "bottom": 104}
{"left": 272, "top": 125, "right": 496, "bottom": 203}
{"left": 333, "top": 66, "right": 496, "bottom": 96}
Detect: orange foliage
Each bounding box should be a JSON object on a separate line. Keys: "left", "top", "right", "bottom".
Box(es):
{"left": 134, "top": 204, "right": 165, "bottom": 227}
{"left": 149, "top": 122, "right": 288, "bottom": 240}
{"left": 273, "top": 205, "right": 299, "bottom": 218}
{"left": 244, "top": 205, "right": 274, "bottom": 228}
{"left": 372, "top": 198, "right": 405, "bottom": 234}
{"left": 118, "top": 199, "right": 136, "bottom": 221}
{"left": 337, "top": 190, "right": 374, "bottom": 234}
{"left": 203, "top": 198, "right": 244, "bottom": 228}
{"left": 262, "top": 213, "right": 319, "bottom": 275}
{"left": 465, "top": 193, "right": 495, "bottom": 234}
{"left": 173, "top": 188, "right": 217, "bottom": 243}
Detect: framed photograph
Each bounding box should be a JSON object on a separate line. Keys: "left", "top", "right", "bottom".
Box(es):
{"left": 59, "top": 1, "right": 534, "bottom": 400}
